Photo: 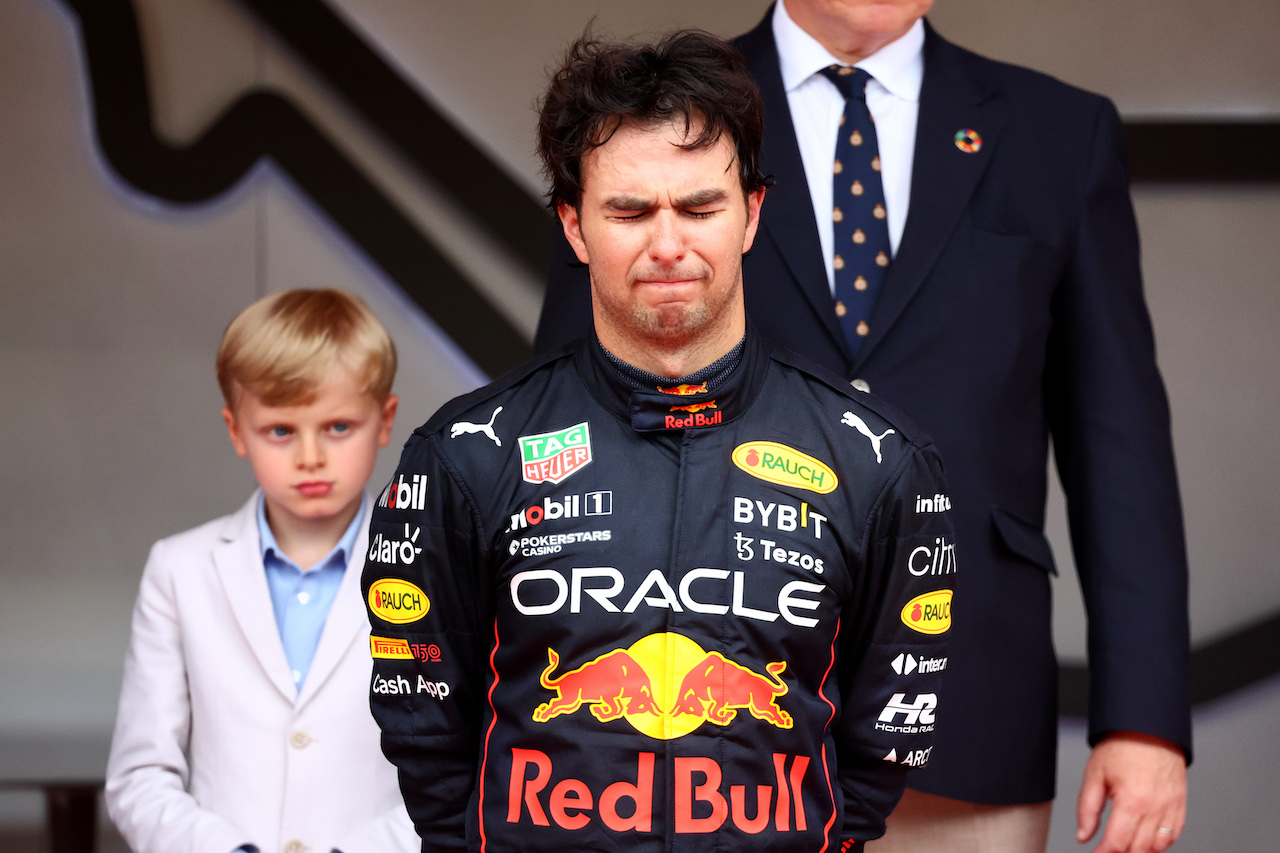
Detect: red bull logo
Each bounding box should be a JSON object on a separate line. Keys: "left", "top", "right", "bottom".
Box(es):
{"left": 665, "top": 408, "right": 724, "bottom": 429}
{"left": 532, "top": 633, "right": 790, "bottom": 738}
{"left": 506, "top": 748, "right": 812, "bottom": 834}
{"left": 534, "top": 649, "right": 660, "bottom": 723}
{"left": 657, "top": 383, "right": 708, "bottom": 396}
{"left": 669, "top": 401, "right": 717, "bottom": 414}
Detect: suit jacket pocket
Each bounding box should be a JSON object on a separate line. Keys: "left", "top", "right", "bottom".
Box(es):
{"left": 991, "top": 505, "right": 1057, "bottom": 575}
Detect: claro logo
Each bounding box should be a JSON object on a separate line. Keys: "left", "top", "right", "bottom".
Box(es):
{"left": 732, "top": 442, "right": 838, "bottom": 494}
{"left": 368, "top": 578, "right": 430, "bottom": 624}
{"left": 900, "top": 589, "right": 952, "bottom": 635}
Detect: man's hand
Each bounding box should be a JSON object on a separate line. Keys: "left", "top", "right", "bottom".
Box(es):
{"left": 1076, "top": 731, "right": 1187, "bottom": 853}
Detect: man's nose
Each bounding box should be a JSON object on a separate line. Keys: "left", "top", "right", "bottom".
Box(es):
{"left": 647, "top": 212, "right": 686, "bottom": 263}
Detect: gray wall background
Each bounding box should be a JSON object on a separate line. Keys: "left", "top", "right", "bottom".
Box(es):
{"left": 2, "top": 0, "right": 1276, "bottom": 849}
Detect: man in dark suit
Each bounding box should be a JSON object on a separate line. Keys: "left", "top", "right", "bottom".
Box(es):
{"left": 536, "top": 2, "right": 1191, "bottom": 851}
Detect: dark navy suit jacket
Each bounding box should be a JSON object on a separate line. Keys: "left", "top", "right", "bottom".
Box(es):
{"left": 534, "top": 12, "right": 1191, "bottom": 805}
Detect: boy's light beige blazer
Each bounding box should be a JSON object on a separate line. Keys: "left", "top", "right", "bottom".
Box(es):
{"left": 106, "top": 492, "right": 419, "bottom": 853}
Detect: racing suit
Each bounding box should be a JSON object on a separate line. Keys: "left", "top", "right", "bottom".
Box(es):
{"left": 363, "top": 330, "right": 956, "bottom": 852}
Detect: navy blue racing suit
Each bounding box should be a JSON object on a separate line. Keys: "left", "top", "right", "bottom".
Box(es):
{"left": 363, "top": 331, "right": 957, "bottom": 852}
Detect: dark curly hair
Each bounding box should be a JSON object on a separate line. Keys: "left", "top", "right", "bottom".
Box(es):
{"left": 537, "top": 29, "right": 770, "bottom": 212}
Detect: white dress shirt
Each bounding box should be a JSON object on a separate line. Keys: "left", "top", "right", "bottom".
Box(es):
{"left": 772, "top": 0, "right": 924, "bottom": 294}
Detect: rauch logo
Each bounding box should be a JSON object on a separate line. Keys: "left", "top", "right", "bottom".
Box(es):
{"left": 368, "top": 578, "right": 430, "bottom": 624}
{"left": 900, "top": 589, "right": 952, "bottom": 635}
{"left": 518, "top": 422, "right": 593, "bottom": 485}
{"left": 732, "top": 442, "right": 838, "bottom": 495}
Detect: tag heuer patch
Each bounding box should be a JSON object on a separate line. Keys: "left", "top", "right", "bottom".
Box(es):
{"left": 518, "top": 422, "right": 592, "bottom": 484}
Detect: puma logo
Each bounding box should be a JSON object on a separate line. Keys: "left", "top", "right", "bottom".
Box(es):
{"left": 841, "top": 411, "right": 895, "bottom": 464}
{"left": 450, "top": 406, "right": 503, "bottom": 446}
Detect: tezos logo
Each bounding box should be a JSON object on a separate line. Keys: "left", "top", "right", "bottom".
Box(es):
{"left": 732, "top": 442, "right": 838, "bottom": 494}
{"left": 519, "top": 423, "right": 592, "bottom": 485}
{"left": 368, "top": 578, "right": 430, "bottom": 624}
{"left": 368, "top": 524, "right": 422, "bottom": 565}
{"left": 377, "top": 473, "right": 427, "bottom": 511}
{"left": 900, "top": 589, "right": 952, "bottom": 635}
{"left": 734, "top": 532, "right": 825, "bottom": 574}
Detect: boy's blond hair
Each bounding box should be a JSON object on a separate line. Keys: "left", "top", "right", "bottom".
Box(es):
{"left": 216, "top": 289, "right": 397, "bottom": 408}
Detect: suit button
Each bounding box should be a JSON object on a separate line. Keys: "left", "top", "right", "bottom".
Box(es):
{"left": 290, "top": 731, "right": 312, "bottom": 749}
{"left": 284, "top": 840, "right": 308, "bottom": 853}
{"left": 851, "top": 379, "right": 871, "bottom": 394}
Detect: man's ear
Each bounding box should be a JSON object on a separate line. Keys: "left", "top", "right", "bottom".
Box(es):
{"left": 741, "top": 187, "right": 766, "bottom": 254}
{"left": 221, "top": 405, "right": 249, "bottom": 458}
{"left": 559, "top": 202, "right": 590, "bottom": 265}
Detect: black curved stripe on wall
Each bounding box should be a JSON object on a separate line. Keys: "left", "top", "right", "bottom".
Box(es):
{"left": 61, "top": 0, "right": 531, "bottom": 378}
{"left": 1127, "top": 122, "right": 1280, "bottom": 182}
{"left": 234, "top": 0, "right": 553, "bottom": 278}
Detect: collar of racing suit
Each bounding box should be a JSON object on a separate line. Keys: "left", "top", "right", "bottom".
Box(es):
{"left": 575, "top": 323, "right": 772, "bottom": 433}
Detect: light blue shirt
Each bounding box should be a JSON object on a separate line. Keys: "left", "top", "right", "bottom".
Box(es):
{"left": 256, "top": 494, "right": 365, "bottom": 691}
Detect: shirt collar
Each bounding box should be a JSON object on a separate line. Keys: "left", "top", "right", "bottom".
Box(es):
{"left": 576, "top": 325, "right": 770, "bottom": 434}
{"left": 773, "top": 0, "right": 925, "bottom": 103}
{"left": 256, "top": 492, "right": 367, "bottom": 572}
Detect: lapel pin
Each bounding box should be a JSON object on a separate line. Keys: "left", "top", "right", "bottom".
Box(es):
{"left": 954, "top": 129, "right": 983, "bottom": 153}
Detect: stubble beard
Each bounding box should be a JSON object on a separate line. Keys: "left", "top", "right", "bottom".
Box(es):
{"left": 594, "top": 263, "right": 741, "bottom": 350}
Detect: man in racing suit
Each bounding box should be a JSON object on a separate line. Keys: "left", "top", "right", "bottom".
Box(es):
{"left": 363, "top": 30, "right": 956, "bottom": 852}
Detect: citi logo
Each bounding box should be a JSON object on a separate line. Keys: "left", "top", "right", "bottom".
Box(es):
{"left": 915, "top": 493, "right": 951, "bottom": 512}
{"left": 909, "top": 537, "right": 957, "bottom": 576}
{"left": 377, "top": 473, "right": 426, "bottom": 511}
{"left": 890, "top": 653, "right": 947, "bottom": 676}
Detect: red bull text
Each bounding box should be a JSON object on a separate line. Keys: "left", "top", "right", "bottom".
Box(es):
{"left": 507, "top": 749, "right": 811, "bottom": 834}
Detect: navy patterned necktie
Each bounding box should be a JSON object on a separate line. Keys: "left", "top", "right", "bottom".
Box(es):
{"left": 818, "top": 65, "right": 891, "bottom": 359}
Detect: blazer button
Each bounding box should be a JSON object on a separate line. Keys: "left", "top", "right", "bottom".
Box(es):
{"left": 284, "top": 840, "right": 309, "bottom": 853}
{"left": 289, "top": 731, "right": 312, "bottom": 749}
{"left": 851, "top": 378, "right": 871, "bottom": 394}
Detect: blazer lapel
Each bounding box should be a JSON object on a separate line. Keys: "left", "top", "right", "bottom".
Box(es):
{"left": 738, "top": 15, "right": 850, "bottom": 364}
{"left": 212, "top": 493, "right": 298, "bottom": 703}
{"left": 296, "top": 501, "right": 371, "bottom": 710}
{"left": 856, "top": 22, "right": 1006, "bottom": 366}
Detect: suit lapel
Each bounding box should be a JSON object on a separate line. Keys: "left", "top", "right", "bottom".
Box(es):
{"left": 738, "top": 15, "right": 850, "bottom": 364}
{"left": 296, "top": 503, "right": 371, "bottom": 710}
{"left": 857, "top": 22, "right": 1005, "bottom": 366}
{"left": 212, "top": 493, "right": 298, "bottom": 703}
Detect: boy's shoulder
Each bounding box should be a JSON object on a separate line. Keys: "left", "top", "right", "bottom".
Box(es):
{"left": 148, "top": 492, "right": 261, "bottom": 562}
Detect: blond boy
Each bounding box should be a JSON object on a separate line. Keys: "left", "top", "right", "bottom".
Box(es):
{"left": 106, "top": 289, "right": 418, "bottom": 853}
